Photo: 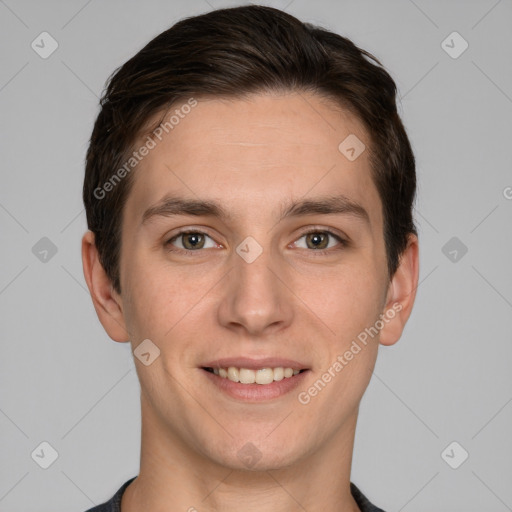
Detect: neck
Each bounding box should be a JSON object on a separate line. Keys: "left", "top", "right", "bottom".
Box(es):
{"left": 122, "top": 395, "right": 362, "bottom": 512}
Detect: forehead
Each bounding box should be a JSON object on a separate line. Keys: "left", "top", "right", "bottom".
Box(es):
{"left": 123, "top": 91, "right": 382, "bottom": 230}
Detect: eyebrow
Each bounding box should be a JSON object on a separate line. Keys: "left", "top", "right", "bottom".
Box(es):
{"left": 141, "top": 194, "right": 370, "bottom": 226}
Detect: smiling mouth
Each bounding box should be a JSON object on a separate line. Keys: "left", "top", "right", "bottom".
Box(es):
{"left": 202, "top": 366, "right": 307, "bottom": 384}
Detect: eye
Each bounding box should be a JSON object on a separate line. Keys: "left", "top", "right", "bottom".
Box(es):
{"left": 166, "top": 230, "right": 218, "bottom": 252}
{"left": 293, "top": 229, "right": 346, "bottom": 254}
{"left": 165, "top": 228, "right": 347, "bottom": 256}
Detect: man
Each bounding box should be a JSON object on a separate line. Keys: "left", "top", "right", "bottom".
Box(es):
{"left": 81, "top": 5, "right": 419, "bottom": 511}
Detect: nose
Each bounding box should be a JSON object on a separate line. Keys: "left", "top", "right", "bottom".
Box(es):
{"left": 217, "top": 239, "right": 294, "bottom": 337}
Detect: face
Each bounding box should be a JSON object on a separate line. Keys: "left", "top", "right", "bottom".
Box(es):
{"left": 90, "top": 91, "right": 411, "bottom": 471}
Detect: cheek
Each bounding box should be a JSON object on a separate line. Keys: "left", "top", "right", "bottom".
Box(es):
{"left": 122, "top": 252, "right": 219, "bottom": 353}
{"left": 308, "top": 261, "right": 385, "bottom": 338}
{"left": 304, "top": 268, "right": 384, "bottom": 412}
{"left": 121, "top": 253, "right": 181, "bottom": 340}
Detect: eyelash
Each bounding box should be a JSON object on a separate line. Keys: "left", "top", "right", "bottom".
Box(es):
{"left": 165, "top": 228, "right": 348, "bottom": 256}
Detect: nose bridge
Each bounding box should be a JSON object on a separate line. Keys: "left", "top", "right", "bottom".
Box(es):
{"left": 234, "top": 235, "right": 276, "bottom": 291}
{"left": 233, "top": 233, "right": 281, "bottom": 302}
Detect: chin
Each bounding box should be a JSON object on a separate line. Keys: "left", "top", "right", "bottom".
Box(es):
{"left": 201, "top": 434, "right": 306, "bottom": 473}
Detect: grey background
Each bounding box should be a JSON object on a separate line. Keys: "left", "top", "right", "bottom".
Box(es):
{"left": 0, "top": 0, "right": 511, "bottom": 510}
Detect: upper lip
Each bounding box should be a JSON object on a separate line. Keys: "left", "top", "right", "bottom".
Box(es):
{"left": 202, "top": 357, "right": 309, "bottom": 370}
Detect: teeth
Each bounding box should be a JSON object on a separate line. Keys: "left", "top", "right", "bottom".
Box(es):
{"left": 273, "top": 367, "right": 284, "bottom": 381}
{"left": 255, "top": 368, "right": 273, "bottom": 385}
{"left": 212, "top": 366, "right": 303, "bottom": 384}
{"left": 239, "top": 368, "right": 256, "bottom": 384}
{"left": 227, "top": 367, "right": 239, "bottom": 382}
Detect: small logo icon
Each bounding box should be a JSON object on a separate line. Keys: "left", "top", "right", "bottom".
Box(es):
{"left": 441, "top": 441, "right": 469, "bottom": 469}
{"left": 441, "top": 32, "right": 468, "bottom": 59}
{"left": 442, "top": 236, "right": 468, "bottom": 263}
{"left": 237, "top": 442, "right": 262, "bottom": 468}
{"left": 32, "top": 237, "right": 58, "bottom": 263}
{"left": 338, "top": 134, "right": 366, "bottom": 161}
{"left": 236, "top": 236, "right": 263, "bottom": 263}
{"left": 31, "top": 32, "right": 59, "bottom": 59}
{"left": 133, "top": 339, "right": 160, "bottom": 366}
{"left": 31, "top": 441, "right": 59, "bottom": 469}
{"left": 503, "top": 186, "right": 512, "bottom": 200}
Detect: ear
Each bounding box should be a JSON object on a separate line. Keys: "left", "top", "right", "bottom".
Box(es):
{"left": 379, "top": 233, "right": 419, "bottom": 346}
{"left": 81, "top": 230, "right": 130, "bottom": 342}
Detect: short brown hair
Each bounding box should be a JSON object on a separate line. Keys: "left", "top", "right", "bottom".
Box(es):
{"left": 83, "top": 5, "right": 417, "bottom": 294}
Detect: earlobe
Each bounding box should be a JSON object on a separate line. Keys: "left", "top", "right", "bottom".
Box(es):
{"left": 81, "top": 230, "right": 130, "bottom": 343}
{"left": 379, "top": 234, "right": 419, "bottom": 347}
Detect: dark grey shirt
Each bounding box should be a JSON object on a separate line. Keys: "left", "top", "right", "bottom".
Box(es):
{"left": 85, "top": 477, "right": 386, "bottom": 511}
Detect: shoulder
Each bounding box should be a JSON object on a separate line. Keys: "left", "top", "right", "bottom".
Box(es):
{"left": 83, "top": 477, "right": 137, "bottom": 512}
{"left": 350, "top": 482, "right": 387, "bottom": 512}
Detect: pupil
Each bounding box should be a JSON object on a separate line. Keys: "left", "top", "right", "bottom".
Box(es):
{"left": 309, "top": 233, "right": 326, "bottom": 249}
{"left": 185, "top": 233, "right": 202, "bottom": 249}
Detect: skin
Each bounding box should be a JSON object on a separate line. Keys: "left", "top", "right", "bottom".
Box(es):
{"left": 82, "top": 91, "right": 419, "bottom": 512}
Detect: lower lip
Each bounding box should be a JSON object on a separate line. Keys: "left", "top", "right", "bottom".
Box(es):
{"left": 201, "top": 368, "right": 310, "bottom": 402}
